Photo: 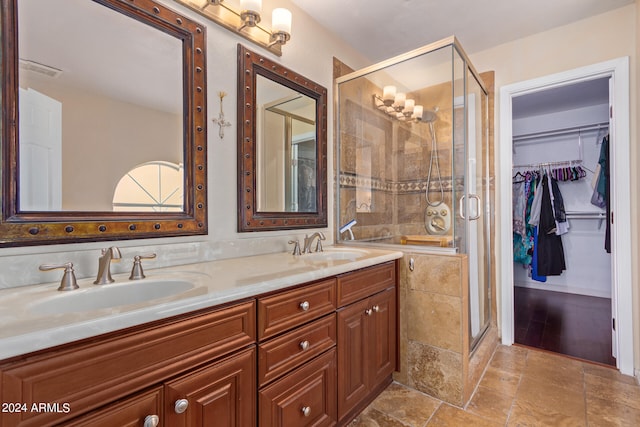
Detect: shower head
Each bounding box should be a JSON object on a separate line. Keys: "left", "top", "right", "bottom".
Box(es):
{"left": 420, "top": 109, "right": 437, "bottom": 123}
{"left": 420, "top": 107, "right": 439, "bottom": 123}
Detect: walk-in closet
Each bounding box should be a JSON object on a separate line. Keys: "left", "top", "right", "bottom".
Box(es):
{"left": 511, "top": 77, "right": 614, "bottom": 365}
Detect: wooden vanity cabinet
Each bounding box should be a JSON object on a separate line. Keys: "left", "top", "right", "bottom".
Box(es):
{"left": 0, "top": 300, "right": 256, "bottom": 427}
{"left": 62, "top": 348, "right": 256, "bottom": 427}
{"left": 257, "top": 279, "right": 338, "bottom": 426}
{"left": 0, "top": 260, "right": 398, "bottom": 427}
{"left": 164, "top": 347, "right": 256, "bottom": 427}
{"left": 60, "top": 386, "right": 164, "bottom": 427}
{"left": 336, "top": 262, "right": 397, "bottom": 424}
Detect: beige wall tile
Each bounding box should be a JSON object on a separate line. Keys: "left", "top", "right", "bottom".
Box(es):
{"left": 401, "top": 253, "right": 462, "bottom": 297}
{"left": 406, "top": 289, "right": 462, "bottom": 352}
{"left": 406, "top": 340, "right": 463, "bottom": 406}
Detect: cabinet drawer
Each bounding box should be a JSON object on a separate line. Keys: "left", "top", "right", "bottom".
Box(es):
{"left": 259, "top": 313, "right": 336, "bottom": 387}
{"left": 337, "top": 262, "right": 395, "bottom": 307}
{"left": 258, "top": 279, "right": 336, "bottom": 340}
{"left": 0, "top": 300, "right": 256, "bottom": 427}
{"left": 60, "top": 386, "right": 163, "bottom": 427}
{"left": 259, "top": 349, "right": 337, "bottom": 427}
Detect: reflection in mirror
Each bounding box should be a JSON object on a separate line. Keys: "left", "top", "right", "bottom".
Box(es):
{"left": 237, "top": 44, "right": 327, "bottom": 232}
{"left": 18, "top": 0, "right": 183, "bottom": 212}
{"left": 113, "top": 161, "right": 183, "bottom": 212}
{"left": 257, "top": 75, "right": 317, "bottom": 213}
{"left": 0, "top": 0, "right": 208, "bottom": 246}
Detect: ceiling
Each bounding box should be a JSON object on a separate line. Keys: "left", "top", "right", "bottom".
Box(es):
{"left": 290, "top": 0, "right": 634, "bottom": 62}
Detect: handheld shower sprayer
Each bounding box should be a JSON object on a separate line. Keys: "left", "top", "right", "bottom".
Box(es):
{"left": 339, "top": 219, "right": 357, "bottom": 240}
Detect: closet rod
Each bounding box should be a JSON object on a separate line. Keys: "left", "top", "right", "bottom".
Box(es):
{"left": 513, "top": 122, "right": 609, "bottom": 143}
{"left": 565, "top": 211, "right": 606, "bottom": 219}
{"left": 513, "top": 159, "right": 582, "bottom": 170}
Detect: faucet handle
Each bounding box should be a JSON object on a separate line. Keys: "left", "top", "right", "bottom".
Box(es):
{"left": 129, "top": 253, "right": 156, "bottom": 280}
{"left": 315, "top": 232, "right": 326, "bottom": 252}
{"left": 40, "top": 262, "right": 79, "bottom": 291}
{"left": 288, "top": 240, "right": 301, "bottom": 256}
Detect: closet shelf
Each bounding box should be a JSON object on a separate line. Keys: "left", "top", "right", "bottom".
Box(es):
{"left": 513, "top": 122, "right": 609, "bottom": 144}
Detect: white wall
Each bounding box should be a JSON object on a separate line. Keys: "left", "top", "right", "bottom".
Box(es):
{"left": 0, "top": 0, "right": 369, "bottom": 289}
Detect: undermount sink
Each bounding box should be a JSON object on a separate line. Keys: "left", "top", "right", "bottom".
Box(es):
{"left": 303, "top": 247, "right": 369, "bottom": 262}
{"left": 28, "top": 278, "right": 198, "bottom": 315}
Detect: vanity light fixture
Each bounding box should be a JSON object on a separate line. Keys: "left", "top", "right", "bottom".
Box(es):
{"left": 239, "top": 0, "right": 261, "bottom": 30}
{"left": 373, "top": 85, "right": 427, "bottom": 122}
{"left": 269, "top": 8, "right": 291, "bottom": 47}
{"left": 175, "top": 0, "right": 291, "bottom": 55}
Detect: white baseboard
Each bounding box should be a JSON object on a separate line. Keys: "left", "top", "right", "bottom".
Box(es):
{"left": 514, "top": 281, "right": 611, "bottom": 298}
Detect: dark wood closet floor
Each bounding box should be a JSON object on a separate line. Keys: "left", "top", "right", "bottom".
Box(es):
{"left": 514, "top": 286, "right": 616, "bottom": 366}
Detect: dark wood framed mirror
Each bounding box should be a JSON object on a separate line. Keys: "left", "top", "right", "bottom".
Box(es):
{"left": 0, "top": 0, "right": 208, "bottom": 246}
{"left": 237, "top": 44, "right": 327, "bottom": 232}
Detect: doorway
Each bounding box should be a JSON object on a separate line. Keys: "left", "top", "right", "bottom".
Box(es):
{"left": 499, "top": 58, "right": 633, "bottom": 375}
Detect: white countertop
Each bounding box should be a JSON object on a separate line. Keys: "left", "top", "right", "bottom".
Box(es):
{"left": 0, "top": 246, "right": 402, "bottom": 361}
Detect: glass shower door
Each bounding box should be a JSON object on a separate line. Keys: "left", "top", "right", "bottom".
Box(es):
{"left": 466, "top": 69, "right": 491, "bottom": 350}
{"left": 453, "top": 47, "right": 491, "bottom": 351}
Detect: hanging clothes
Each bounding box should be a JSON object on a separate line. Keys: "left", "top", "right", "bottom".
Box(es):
{"left": 536, "top": 175, "right": 566, "bottom": 276}
{"left": 550, "top": 178, "right": 569, "bottom": 235}
{"left": 531, "top": 226, "right": 546, "bottom": 282}
{"left": 513, "top": 171, "right": 538, "bottom": 266}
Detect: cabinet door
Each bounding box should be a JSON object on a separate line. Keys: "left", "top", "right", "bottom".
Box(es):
{"left": 336, "top": 298, "right": 369, "bottom": 420}
{"left": 368, "top": 288, "right": 396, "bottom": 388}
{"left": 61, "top": 386, "right": 163, "bottom": 427}
{"left": 164, "top": 347, "right": 256, "bottom": 427}
{"left": 259, "top": 349, "right": 336, "bottom": 427}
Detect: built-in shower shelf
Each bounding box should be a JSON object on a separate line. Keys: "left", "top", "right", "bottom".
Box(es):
{"left": 401, "top": 235, "right": 453, "bottom": 247}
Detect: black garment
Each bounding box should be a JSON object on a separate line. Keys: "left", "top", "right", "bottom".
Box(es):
{"left": 550, "top": 178, "right": 566, "bottom": 225}
{"left": 600, "top": 135, "right": 611, "bottom": 253}
{"left": 536, "top": 175, "right": 566, "bottom": 276}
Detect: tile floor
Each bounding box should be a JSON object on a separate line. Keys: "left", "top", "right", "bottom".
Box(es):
{"left": 348, "top": 345, "right": 640, "bottom": 426}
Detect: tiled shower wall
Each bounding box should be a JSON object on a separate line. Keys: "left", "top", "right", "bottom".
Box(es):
{"left": 395, "top": 251, "right": 498, "bottom": 406}
{"left": 338, "top": 78, "right": 457, "bottom": 241}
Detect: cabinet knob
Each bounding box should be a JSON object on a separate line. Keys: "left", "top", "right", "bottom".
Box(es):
{"left": 143, "top": 415, "right": 160, "bottom": 427}
{"left": 372, "top": 305, "right": 380, "bottom": 313}
{"left": 301, "top": 406, "right": 311, "bottom": 417}
{"left": 299, "top": 340, "right": 310, "bottom": 351}
{"left": 299, "top": 301, "right": 310, "bottom": 311}
{"left": 174, "top": 398, "right": 189, "bottom": 414}
{"left": 365, "top": 308, "right": 373, "bottom": 316}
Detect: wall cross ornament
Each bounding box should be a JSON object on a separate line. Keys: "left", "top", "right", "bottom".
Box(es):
{"left": 212, "top": 91, "right": 232, "bottom": 139}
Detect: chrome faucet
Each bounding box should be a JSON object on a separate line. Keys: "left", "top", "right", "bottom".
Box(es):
{"left": 94, "top": 247, "right": 122, "bottom": 285}
{"left": 303, "top": 232, "right": 325, "bottom": 254}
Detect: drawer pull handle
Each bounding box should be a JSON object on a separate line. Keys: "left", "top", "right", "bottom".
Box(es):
{"left": 299, "top": 340, "right": 310, "bottom": 351}
{"left": 365, "top": 308, "right": 373, "bottom": 316}
{"left": 299, "top": 301, "right": 310, "bottom": 311}
{"left": 144, "top": 415, "right": 160, "bottom": 427}
{"left": 301, "top": 406, "right": 311, "bottom": 417}
{"left": 174, "top": 398, "right": 189, "bottom": 414}
{"left": 372, "top": 305, "right": 380, "bottom": 313}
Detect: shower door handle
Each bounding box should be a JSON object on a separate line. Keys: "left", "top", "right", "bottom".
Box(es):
{"left": 459, "top": 194, "right": 481, "bottom": 220}
{"left": 468, "top": 194, "right": 481, "bottom": 220}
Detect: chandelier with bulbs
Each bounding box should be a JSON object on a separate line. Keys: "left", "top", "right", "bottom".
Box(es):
{"left": 373, "top": 85, "right": 436, "bottom": 123}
